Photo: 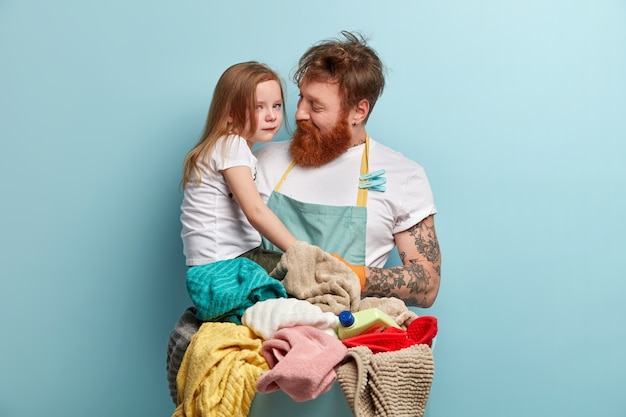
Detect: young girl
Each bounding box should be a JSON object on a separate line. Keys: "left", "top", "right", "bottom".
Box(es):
{"left": 180, "top": 61, "right": 296, "bottom": 272}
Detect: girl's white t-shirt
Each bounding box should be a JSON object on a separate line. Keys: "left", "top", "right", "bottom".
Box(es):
{"left": 180, "top": 135, "right": 260, "bottom": 266}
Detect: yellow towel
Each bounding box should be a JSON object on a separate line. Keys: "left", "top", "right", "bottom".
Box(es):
{"left": 173, "top": 322, "right": 269, "bottom": 417}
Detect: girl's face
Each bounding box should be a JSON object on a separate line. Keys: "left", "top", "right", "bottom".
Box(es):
{"left": 245, "top": 79, "right": 283, "bottom": 147}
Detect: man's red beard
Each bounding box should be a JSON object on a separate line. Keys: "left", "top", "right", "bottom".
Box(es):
{"left": 289, "top": 118, "right": 352, "bottom": 167}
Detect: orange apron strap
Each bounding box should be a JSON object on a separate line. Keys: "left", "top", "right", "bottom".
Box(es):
{"left": 356, "top": 135, "right": 370, "bottom": 207}
{"left": 273, "top": 160, "right": 297, "bottom": 192}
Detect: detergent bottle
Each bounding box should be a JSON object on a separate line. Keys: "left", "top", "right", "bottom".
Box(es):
{"left": 336, "top": 308, "right": 401, "bottom": 340}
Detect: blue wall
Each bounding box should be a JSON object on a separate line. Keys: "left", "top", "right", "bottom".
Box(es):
{"left": 1, "top": 1, "right": 625, "bottom": 416}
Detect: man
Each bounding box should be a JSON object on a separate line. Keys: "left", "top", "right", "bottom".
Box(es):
{"left": 254, "top": 31, "right": 441, "bottom": 308}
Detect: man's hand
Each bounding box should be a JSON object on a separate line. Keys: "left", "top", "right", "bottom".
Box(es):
{"left": 331, "top": 254, "right": 366, "bottom": 289}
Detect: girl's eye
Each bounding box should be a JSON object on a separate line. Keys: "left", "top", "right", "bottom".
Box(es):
{"left": 273, "top": 103, "right": 282, "bottom": 110}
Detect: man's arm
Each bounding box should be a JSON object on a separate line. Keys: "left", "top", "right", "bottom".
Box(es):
{"left": 363, "top": 215, "right": 441, "bottom": 307}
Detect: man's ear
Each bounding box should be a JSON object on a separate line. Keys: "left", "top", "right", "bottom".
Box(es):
{"left": 353, "top": 98, "right": 370, "bottom": 125}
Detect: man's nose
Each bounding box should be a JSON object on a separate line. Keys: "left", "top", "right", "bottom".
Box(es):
{"left": 295, "top": 102, "right": 309, "bottom": 121}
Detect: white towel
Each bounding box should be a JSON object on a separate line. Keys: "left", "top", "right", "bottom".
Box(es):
{"left": 242, "top": 298, "right": 339, "bottom": 340}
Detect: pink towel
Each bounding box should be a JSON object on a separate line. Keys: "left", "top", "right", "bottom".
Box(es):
{"left": 256, "top": 325, "right": 347, "bottom": 402}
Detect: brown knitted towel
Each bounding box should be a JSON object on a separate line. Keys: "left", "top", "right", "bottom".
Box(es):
{"left": 270, "top": 241, "right": 361, "bottom": 314}
{"left": 337, "top": 345, "right": 435, "bottom": 417}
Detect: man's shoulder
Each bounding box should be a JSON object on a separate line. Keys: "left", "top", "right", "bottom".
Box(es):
{"left": 253, "top": 140, "right": 291, "bottom": 157}
{"left": 370, "top": 139, "right": 424, "bottom": 171}
{"left": 253, "top": 140, "right": 292, "bottom": 173}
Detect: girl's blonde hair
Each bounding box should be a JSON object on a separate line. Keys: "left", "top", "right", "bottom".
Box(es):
{"left": 181, "top": 61, "right": 286, "bottom": 187}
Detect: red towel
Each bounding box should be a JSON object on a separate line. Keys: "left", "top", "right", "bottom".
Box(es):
{"left": 341, "top": 316, "right": 438, "bottom": 353}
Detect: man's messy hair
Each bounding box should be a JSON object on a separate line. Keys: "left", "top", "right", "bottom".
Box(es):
{"left": 293, "top": 30, "right": 385, "bottom": 121}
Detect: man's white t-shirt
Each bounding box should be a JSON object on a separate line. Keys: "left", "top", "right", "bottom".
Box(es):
{"left": 181, "top": 135, "right": 261, "bottom": 266}
{"left": 254, "top": 139, "right": 437, "bottom": 268}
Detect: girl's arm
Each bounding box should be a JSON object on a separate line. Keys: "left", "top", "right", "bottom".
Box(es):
{"left": 222, "top": 165, "right": 297, "bottom": 252}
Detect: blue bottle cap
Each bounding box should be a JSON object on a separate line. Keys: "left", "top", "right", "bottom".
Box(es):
{"left": 338, "top": 310, "right": 355, "bottom": 327}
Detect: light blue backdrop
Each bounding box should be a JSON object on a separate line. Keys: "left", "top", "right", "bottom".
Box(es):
{"left": 1, "top": 1, "right": 625, "bottom": 416}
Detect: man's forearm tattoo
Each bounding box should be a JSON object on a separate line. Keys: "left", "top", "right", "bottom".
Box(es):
{"left": 367, "top": 220, "right": 441, "bottom": 307}
{"left": 367, "top": 263, "right": 430, "bottom": 306}
{"left": 403, "top": 219, "right": 441, "bottom": 276}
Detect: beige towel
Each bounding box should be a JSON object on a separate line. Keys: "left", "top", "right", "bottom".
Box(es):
{"left": 337, "top": 345, "right": 435, "bottom": 417}
{"left": 270, "top": 241, "right": 361, "bottom": 314}
{"left": 358, "top": 296, "right": 419, "bottom": 329}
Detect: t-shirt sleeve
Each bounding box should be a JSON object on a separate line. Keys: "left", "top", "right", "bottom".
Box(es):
{"left": 213, "top": 136, "right": 256, "bottom": 172}
{"left": 394, "top": 166, "right": 438, "bottom": 234}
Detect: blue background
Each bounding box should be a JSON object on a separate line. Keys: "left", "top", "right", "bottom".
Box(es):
{"left": 1, "top": 1, "right": 625, "bottom": 416}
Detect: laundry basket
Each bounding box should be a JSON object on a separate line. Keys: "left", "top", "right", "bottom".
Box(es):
{"left": 249, "top": 381, "right": 352, "bottom": 416}
{"left": 247, "top": 306, "right": 435, "bottom": 417}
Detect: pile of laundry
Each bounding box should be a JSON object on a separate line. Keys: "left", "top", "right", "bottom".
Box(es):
{"left": 166, "top": 241, "right": 437, "bottom": 417}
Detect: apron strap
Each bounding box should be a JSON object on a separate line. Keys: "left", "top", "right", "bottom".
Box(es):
{"left": 356, "top": 135, "right": 370, "bottom": 207}
{"left": 273, "top": 160, "right": 297, "bottom": 192}
{"left": 273, "top": 135, "right": 371, "bottom": 207}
